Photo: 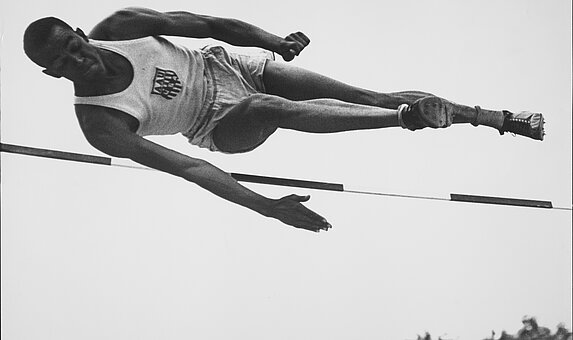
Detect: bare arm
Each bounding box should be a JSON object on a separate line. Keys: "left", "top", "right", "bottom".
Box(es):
{"left": 90, "top": 7, "right": 310, "bottom": 61}
{"left": 76, "top": 107, "right": 331, "bottom": 232}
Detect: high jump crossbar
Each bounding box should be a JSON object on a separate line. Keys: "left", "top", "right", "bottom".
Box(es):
{"left": 1, "top": 142, "right": 571, "bottom": 211}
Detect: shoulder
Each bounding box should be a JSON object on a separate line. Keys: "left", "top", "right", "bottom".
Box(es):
{"left": 89, "top": 7, "right": 167, "bottom": 40}
{"left": 75, "top": 104, "right": 139, "bottom": 135}
{"left": 75, "top": 105, "right": 143, "bottom": 157}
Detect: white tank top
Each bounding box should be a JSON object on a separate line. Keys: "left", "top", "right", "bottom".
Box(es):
{"left": 74, "top": 37, "right": 207, "bottom": 136}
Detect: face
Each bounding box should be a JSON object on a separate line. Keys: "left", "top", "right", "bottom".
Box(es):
{"left": 35, "top": 26, "right": 106, "bottom": 82}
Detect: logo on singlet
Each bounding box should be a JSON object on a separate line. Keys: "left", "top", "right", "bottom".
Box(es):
{"left": 151, "top": 67, "right": 182, "bottom": 100}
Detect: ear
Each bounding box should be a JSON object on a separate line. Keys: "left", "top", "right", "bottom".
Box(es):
{"left": 42, "top": 69, "right": 62, "bottom": 79}
{"left": 75, "top": 27, "right": 89, "bottom": 42}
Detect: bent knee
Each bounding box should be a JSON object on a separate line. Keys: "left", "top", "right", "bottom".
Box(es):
{"left": 237, "top": 93, "right": 289, "bottom": 122}
{"left": 213, "top": 94, "right": 281, "bottom": 153}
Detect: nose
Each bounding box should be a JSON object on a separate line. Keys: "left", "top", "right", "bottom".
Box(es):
{"left": 66, "top": 52, "right": 83, "bottom": 66}
{"left": 72, "top": 54, "right": 83, "bottom": 65}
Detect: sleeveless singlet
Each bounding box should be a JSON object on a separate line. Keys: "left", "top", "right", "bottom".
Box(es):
{"left": 74, "top": 36, "right": 207, "bottom": 136}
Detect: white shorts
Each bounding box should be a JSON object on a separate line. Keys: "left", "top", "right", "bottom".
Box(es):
{"left": 183, "top": 45, "right": 271, "bottom": 152}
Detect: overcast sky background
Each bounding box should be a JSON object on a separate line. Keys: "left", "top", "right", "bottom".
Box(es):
{"left": 1, "top": 0, "right": 571, "bottom": 339}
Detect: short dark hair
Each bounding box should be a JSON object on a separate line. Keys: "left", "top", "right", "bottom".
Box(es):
{"left": 23, "top": 17, "right": 73, "bottom": 61}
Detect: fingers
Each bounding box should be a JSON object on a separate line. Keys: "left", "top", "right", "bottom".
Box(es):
{"left": 279, "top": 194, "right": 332, "bottom": 232}
{"left": 274, "top": 197, "right": 330, "bottom": 232}
{"left": 287, "top": 31, "right": 310, "bottom": 46}
{"left": 285, "top": 39, "right": 306, "bottom": 56}
{"left": 293, "top": 217, "right": 331, "bottom": 233}
{"left": 295, "top": 209, "right": 330, "bottom": 233}
{"left": 281, "top": 32, "right": 310, "bottom": 61}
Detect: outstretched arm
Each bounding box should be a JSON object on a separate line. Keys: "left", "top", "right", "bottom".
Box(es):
{"left": 76, "top": 107, "right": 331, "bottom": 232}
{"left": 90, "top": 7, "right": 310, "bottom": 61}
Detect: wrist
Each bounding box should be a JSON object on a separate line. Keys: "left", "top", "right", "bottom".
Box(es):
{"left": 267, "top": 36, "right": 284, "bottom": 54}
{"left": 252, "top": 197, "right": 276, "bottom": 217}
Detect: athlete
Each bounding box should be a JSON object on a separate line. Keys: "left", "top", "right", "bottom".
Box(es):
{"left": 23, "top": 7, "right": 545, "bottom": 232}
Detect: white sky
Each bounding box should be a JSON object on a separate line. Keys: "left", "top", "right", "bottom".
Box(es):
{"left": 1, "top": 0, "right": 571, "bottom": 339}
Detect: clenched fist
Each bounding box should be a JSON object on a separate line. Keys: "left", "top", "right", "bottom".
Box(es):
{"left": 278, "top": 32, "right": 310, "bottom": 61}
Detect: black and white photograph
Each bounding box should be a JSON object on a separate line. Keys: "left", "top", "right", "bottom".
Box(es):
{"left": 1, "top": 0, "right": 571, "bottom": 339}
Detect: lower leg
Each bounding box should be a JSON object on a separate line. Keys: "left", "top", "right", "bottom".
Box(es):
{"left": 445, "top": 101, "right": 505, "bottom": 129}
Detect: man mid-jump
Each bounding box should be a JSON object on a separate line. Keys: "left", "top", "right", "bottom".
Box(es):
{"left": 23, "top": 7, "right": 545, "bottom": 232}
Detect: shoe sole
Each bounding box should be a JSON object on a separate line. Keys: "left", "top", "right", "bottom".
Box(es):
{"left": 417, "top": 96, "right": 454, "bottom": 128}
{"left": 535, "top": 114, "right": 545, "bottom": 141}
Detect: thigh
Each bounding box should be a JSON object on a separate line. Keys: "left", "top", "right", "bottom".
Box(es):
{"left": 263, "top": 60, "right": 377, "bottom": 103}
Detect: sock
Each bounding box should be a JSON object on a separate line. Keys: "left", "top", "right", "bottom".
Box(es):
{"left": 473, "top": 106, "right": 505, "bottom": 129}
{"left": 397, "top": 104, "right": 409, "bottom": 129}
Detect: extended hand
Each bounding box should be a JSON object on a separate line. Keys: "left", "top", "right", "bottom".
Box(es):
{"left": 267, "top": 194, "right": 331, "bottom": 232}
{"left": 278, "top": 32, "right": 310, "bottom": 61}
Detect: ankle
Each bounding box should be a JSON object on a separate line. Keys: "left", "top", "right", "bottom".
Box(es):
{"left": 473, "top": 106, "right": 505, "bottom": 129}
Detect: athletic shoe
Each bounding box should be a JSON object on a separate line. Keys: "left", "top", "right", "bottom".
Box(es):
{"left": 499, "top": 111, "right": 545, "bottom": 141}
{"left": 397, "top": 96, "right": 454, "bottom": 130}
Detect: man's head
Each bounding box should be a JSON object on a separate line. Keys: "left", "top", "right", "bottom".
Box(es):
{"left": 24, "top": 17, "right": 105, "bottom": 82}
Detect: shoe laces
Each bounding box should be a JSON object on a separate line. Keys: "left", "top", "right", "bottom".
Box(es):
{"left": 501, "top": 111, "right": 545, "bottom": 140}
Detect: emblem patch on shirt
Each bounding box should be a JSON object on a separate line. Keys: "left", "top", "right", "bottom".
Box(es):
{"left": 151, "top": 67, "right": 182, "bottom": 100}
